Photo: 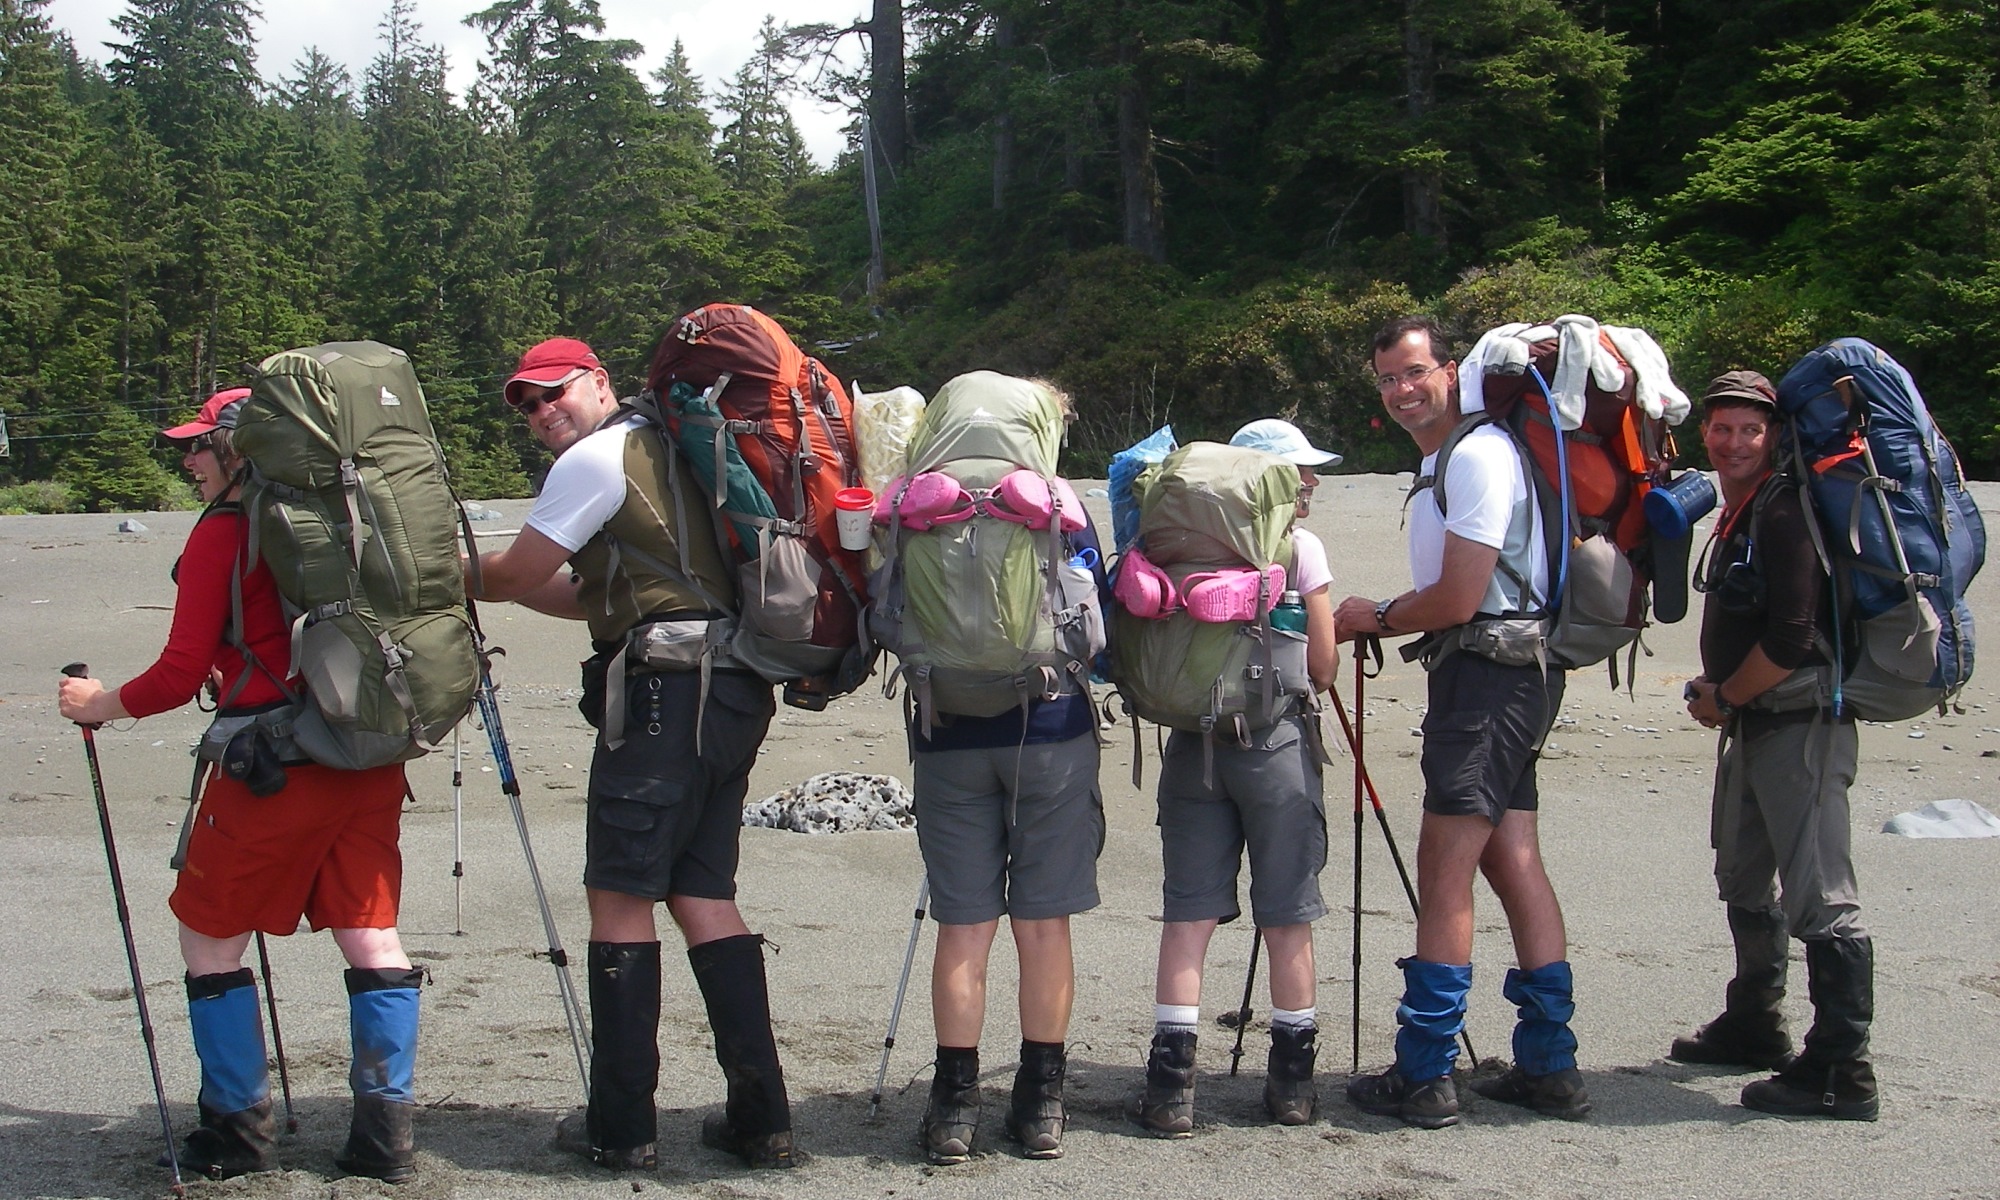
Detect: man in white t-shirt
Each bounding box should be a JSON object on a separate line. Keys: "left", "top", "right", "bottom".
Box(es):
{"left": 468, "top": 338, "right": 796, "bottom": 1171}
{"left": 1130, "top": 419, "right": 1343, "bottom": 1137}
{"left": 1334, "top": 317, "right": 1586, "bottom": 1128}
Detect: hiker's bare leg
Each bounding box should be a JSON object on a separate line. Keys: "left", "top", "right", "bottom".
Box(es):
{"left": 665, "top": 893, "right": 753, "bottom": 947}
{"left": 933, "top": 919, "right": 1000, "bottom": 1046}
{"left": 1262, "top": 922, "right": 1316, "bottom": 1011}
{"left": 1478, "top": 809, "right": 1566, "bottom": 971}
{"left": 1011, "top": 916, "right": 1073, "bottom": 1043}
{"left": 1414, "top": 812, "right": 1496, "bottom": 964}
{"left": 1155, "top": 918, "right": 1219, "bottom": 1007}
{"left": 179, "top": 925, "right": 253, "bottom": 976}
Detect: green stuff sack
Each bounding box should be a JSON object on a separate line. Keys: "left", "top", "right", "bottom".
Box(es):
{"left": 868, "top": 371, "right": 1102, "bottom": 725}
{"left": 232, "top": 341, "right": 478, "bottom": 769}
{"left": 1111, "top": 442, "right": 1309, "bottom": 760}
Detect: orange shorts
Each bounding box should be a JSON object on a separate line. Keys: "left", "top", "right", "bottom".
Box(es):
{"left": 170, "top": 761, "right": 407, "bottom": 939}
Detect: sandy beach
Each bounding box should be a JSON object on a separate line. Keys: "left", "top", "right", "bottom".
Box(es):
{"left": 3, "top": 475, "right": 1997, "bottom": 1200}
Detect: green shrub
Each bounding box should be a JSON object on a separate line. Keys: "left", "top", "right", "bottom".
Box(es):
{"left": 0, "top": 480, "right": 78, "bottom": 514}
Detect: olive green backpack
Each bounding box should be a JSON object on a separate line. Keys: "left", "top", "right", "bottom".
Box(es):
{"left": 230, "top": 341, "right": 478, "bottom": 769}
{"left": 1110, "top": 442, "right": 1313, "bottom": 781}
{"left": 867, "top": 371, "right": 1102, "bottom": 729}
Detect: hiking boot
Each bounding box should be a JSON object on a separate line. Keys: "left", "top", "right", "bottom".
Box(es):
{"left": 1670, "top": 906, "right": 1794, "bottom": 1070}
{"left": 555, "top": 1109, "right": 656, "bottom": 1170}
{"left": 1740, "top": 1057, "right": 1879, "bottom": 1121}
{"left": 922, "top": 1049, "right": 982, "bottom": 1165}
{"left": 1126, "top": 1029, "right": 1197, "bottom": 1138}
{"left": 1004, "top": 1041, "right": 1066, "bottom": 1159}
{"left": 700, "top": 1114, "right": 798, "bottom": 1168}
{"left": 690, "top": 935, "right": 796, "bottom": 1167}
{"left": 1670, "top": 1013, "right": 1796, "bottom": 1070}
{"left": 1469, "top": 1065, "right": 1592, "bottom": 1120}
{"left": 1263, "top": 1024, "right": 1318, "bottom": 1126}
{"left": 170, "top": 1099, "right": 277, "bottom": 1179}
{"left": 1345, "top": 1069, "right": 1458, "bottom": 1129}
{"left": 335, "top": 1095, "right": 417, "bottom": 1183}
{"left": 1740, "top": 937, "right": 1877, "bottom": 1121}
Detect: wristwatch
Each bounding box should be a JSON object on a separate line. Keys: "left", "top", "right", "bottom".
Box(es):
{"left": 1374, "top": 597, "right": 1397, "bottom": 633}
{"left": 1711, "top": 685, "right": 1738, "bottom": 718}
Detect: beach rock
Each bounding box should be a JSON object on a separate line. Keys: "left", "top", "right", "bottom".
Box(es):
{"left": 743, "top": 771, "right": 914, "bottom": 834}
{"left": 115, "top": 519, "right": 147, "bottom": 533}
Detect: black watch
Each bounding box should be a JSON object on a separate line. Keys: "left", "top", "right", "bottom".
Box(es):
{"left": 1374, "top": 597, "right": 1396, "bottom": 633}
{"left": 1712, "top": 686, "right": 1738, "bottom": 718}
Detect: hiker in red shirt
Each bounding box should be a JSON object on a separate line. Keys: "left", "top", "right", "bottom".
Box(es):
{"left": 57, "top": 389, "right": 421, "bottom": 1182}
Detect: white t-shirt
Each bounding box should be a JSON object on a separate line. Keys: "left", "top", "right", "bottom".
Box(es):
{"left": 1290, "top": 528, "right": 1332, "bottom": 596}
{"left": 523, "top": 415, "right": 645, "bottom": 553}
{"left": 1406, "top": 423, "right": 1547, "bottom": 613}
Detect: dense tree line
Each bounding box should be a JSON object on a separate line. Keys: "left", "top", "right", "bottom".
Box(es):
{"left": 2, "top": 0, "right": 1997, "bottom": 510}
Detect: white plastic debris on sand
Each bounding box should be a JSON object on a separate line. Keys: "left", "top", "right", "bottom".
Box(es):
{"left": 1882, "top": 798, "right": 2000, "bottom": 839}
{"left": 743, "top": 771, "right": 915, "bottom": 834}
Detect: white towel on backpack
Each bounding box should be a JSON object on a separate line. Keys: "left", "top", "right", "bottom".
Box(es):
{"left": 1601, "top": 324, "right": 1692, "bottom": 425}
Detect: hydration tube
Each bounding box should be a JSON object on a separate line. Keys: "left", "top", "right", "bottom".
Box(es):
{"left": 1528, "top": 365, "right": 1572, "bottom": 609}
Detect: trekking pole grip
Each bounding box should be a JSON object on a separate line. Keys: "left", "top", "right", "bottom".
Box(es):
{"left": 60, "top": 662, "right": 104, "bottom": 731}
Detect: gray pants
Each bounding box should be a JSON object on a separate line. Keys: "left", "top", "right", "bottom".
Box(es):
{"left": 1711, "top": 709, "right": 1866, "bottom": 941}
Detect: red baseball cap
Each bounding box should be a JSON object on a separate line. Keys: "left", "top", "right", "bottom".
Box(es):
{"left": 161, "top": 387, "right": 253, "bottom": 441}
{"left": 504, "top": 337, "right": 603, "bottom": 406}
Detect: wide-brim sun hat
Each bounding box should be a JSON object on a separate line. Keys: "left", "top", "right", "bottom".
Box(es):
{"left": 1230, "top": 418, "right": 1342, "bottom": 467}
{"left": 161, "top": 387, "right": 252, "bottom": 441}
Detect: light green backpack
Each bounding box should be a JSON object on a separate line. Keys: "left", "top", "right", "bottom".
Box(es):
{"left": 1110, "top": 442, "right": 1313, "bottom": 780}
{"left": 868, "top": 372, "right": 1103, "bottom": 729}
{"left": 230, "top": 341, "right": 479, "bottom": 770}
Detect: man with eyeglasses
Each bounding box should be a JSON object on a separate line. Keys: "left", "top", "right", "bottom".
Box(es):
{"left": 466, "top": 337, "right": 799, "bottom": 1169}
{"left": 1674, "top": 370, "right": 1878, "bottom": 1121}
{"left": 1334, "top": 315, "right": 1585, "bottom": 1128}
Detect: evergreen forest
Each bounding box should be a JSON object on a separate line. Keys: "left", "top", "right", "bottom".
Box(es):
{"left": 3, "top": 0, "right": 1999, "bottom": 510}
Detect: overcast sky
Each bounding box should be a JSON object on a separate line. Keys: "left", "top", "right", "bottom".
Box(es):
{"left": 45, "top": 0, "right": 865, "bottom": 164}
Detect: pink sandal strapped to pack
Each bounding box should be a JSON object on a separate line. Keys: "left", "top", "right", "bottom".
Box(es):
{"left": 1115, "top": 546, "right": 1180, "bottom": 618}
{"left": 874, "top": 472, "right": 975, "bottom": 531}
{"left": 989, "top": 469, "right": 1087, "bottom": 532}
{"left": 1180, "top": 563, "right": 1287, "bottom": 624}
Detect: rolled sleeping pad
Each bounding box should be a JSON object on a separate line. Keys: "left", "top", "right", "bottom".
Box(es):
{"left": 1644, "top": 471, "right": 1716, "bottom": 625}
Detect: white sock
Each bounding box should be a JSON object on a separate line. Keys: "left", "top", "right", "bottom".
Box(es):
{"left": 1271, "top": 1006, "right": 1317, "bottom": 1030}
{"left": 1154, "top": 1003, "right": 1200, "bottom": 1032}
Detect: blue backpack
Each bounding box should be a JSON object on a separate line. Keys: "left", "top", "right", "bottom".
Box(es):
{"left": 1775, "top": 338, "right": 1985, "bottom": 720}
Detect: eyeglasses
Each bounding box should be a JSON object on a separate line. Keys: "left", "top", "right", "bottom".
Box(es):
{"left": 188, "top": 433, "right": 219, "bottom": 453}
{"left": 1375, "top": 363, "right": 1443, "bottom": 394}
{"left": 507, "top": 368, "right": 587, "bottom": 415}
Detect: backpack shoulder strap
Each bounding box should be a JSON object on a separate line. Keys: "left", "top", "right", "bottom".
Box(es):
{"left": 1404, "top": 412, "right": 1492, "bottom": 525}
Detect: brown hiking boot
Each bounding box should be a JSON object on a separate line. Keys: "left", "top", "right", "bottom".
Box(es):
{"left": 1126, "top": 1029, "right": 1197, "bottom": 1138}
{"left": 554, "top": 1109, "right": 656, "bottom": 1170}
{"left": 1470, "top": 1065, "right": 1592, "bottom": 1120}
{"left": 1004, "top": 1042, "right": 1066, "bottom": 1159}
{"left": 1345, "top": 1068, "right": 1459, "bottom": 1129}
{"left": 921, "top": 1049, "right": 981, "bottom": 1165}
{"left": 1263, "top": 1024, "right": 1319, "bottom": 1125}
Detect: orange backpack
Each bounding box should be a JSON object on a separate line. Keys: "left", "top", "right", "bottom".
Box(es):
{"left": 645, "top": 304, "right": 873, "bottom": 708}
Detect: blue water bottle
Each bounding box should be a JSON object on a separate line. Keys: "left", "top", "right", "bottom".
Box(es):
{"left": 1270, "top": 589, "right": 1307, "bottom": 633}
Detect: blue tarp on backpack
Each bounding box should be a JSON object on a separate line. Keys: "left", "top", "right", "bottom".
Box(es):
{"left": 1776, "top": 338, "right": 1985, "bottom": 717}
{"left": 1109, "top": 425, "right": 1177, "bottom": 552}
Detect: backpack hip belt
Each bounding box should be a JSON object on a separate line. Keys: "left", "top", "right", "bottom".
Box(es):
{"left": 602, "top": 616, "right": 742, "bottom": 754}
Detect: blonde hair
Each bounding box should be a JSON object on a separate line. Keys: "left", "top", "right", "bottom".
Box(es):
{"left": 1027, "top": 377, "right": 1077, "bottom": 424}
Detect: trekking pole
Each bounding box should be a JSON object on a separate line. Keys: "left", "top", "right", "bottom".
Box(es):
{"left": 1327, "top": 677, "right": 1478, "bottom": 1065}
{"left": 451, "top": 723, "right": 465, "bottom": 937}
{"left": 253, "top": 933, "right": 299, "bottom": 1134}
{"left": 869, "top": 875, "right": 930, "bottom": 1118}
{"left": 469, "top": 640, "right": 591, "bottom": 1100}
{"left": 1351, "top": 647, "right": 1366, "bottom": 1074}
{"left": 1227, "top": 928, "right": 1262, "bottom": 1076}
{"left": 60, "top": 663, "right": 187, "bottom": 1197}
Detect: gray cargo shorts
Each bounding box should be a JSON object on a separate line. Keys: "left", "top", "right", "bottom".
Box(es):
{"left": 583, "top": 669, "right": 774, "bottom": 901}
{"left": 912, "top": 735, "right": 1105, "bottom": 925}
{"left": 1157, "top": 713, "right": 1327, "bottom": 928}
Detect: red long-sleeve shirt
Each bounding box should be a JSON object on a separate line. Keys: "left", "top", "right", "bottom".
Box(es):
{"left": 122, "top": 508, "right": 295, "bottom": 718}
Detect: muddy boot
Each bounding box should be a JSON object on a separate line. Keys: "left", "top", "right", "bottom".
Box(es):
{"left": 1671, "top": 905, "right": 1795, "bottom": 1070}
{"left": 1741, "top": 936, "right": 1878, "bottom": 1121}
{"left": 334, "top": 967, "right": 422, "bottom": 1183}
{"left": 178, "top": 969, "right": 276, "bottom": 1178}
{"left": 922, "top": 1046, "right": 981, "bottom": 1164}
{"left": 1127, "top": 1029, "right": 1197, "bottom": 1138}
{"left": 1005, "top": 1040, "right": 1066, "bottom": 1159}
{"left": 691, "top": 934, "right": 797, "bottom": 1168}
{"left": 560, "top": 941, "right": 661, "bottom": 1169}
{"left": 1264, "top": 1023, "right": 1319, "bottom": 1125}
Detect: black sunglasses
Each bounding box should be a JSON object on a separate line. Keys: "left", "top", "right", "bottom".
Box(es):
{"left": 508, "top": 369, "right": 587, "bottom": 416}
